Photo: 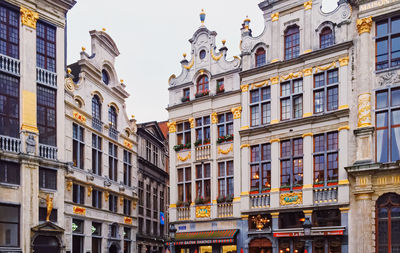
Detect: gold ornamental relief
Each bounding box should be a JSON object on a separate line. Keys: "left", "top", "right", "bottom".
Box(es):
{"left": 177, "top": 151, "right": 191, "bottom": 162}
{"left": 240, "top": 84, "right": 249, "bottom": 92}
{"left": 356, "top": 16, "right": 373, "bottom": 35}
{"left": 218, "top": 144, "right": 233, "bottom": 155}
{"left": 167, "top": 121, "right": 176, "bottom": 133}
{"left": 271, "top": 12, "right": 279, "bottom": 22}
{"left": 211, "top": 112, "right": 218, "bottom": 124}
{"left": 358, "top": 93, "right": 372, "bottom": 128}
{"left": 65, "top": 77, "right": 75, "bottom": 92}
{"left": 183, "top": 58, "right": 194, "bottom": 70}
{"left": 188, "top": 118, "right": 195, "bottom": 128}
{"left": 280, "top": 192, "right": 303, "bottom": 206}
{"left": 210, "top": 48, "right": 223, "bottom": 61}
{"left": 304, "top": 0, "right": 312, "bottom": 10}
{"left": 196, "top": 206, "right": 211, "bottom": 218}
{"left": 231, "top": 106, "right": 242, "bottom": 119}
{"left": 20, "top": 6, "right": 39, "bottom": 29}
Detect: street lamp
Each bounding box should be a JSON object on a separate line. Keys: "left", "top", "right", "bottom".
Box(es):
{"left": 302, "top": 217, "right": 312, "bottom": 253}
{"left": 169, "top": 224, "right": 177, "bottom": 253}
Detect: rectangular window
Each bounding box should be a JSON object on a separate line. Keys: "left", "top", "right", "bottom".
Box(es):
{"left": 280, "top": 79, "right": 303, "bottom": 121}
{"left": 92, "top": 134, "right": 102, "bottom": 175}
{"left": 123, "top": 199, "right": 131, "bottom": 216}
{"left": 0, "top": 204, "right": 19, "bottom": 247}
{"left": 280, "top": 138, "right": 303, "bottom": 188}
{"left": 152, "top": 145, "right": 158, "bottom": 166}
{"left": 216, "top": 79, "right": 224, "bottom": 93}
{"left": 0, "top": 73, "right": 19, "bottom": 138}
{"left": 146, "top": 184, "right": 151, "bottom": 210}
{"left": 376, "top": 16, "right": 400, "bottom": 70}
{"left": 217, "top": 160, "right": 234, "bottom": 198}
{"left": 183, "top": 88, "right": 190, "bottom": 100}
{"left": 124, "top": 227, "right": 131, "bottom": 253}
{"left": 313, "top": 132, "right": 339, "bottom": 185}
{"left": 39, "top": 167, "right": 57, "bottom": 190}
{"left": 250, "top": 144, "right": 271, "bottom": 192}
{"left": 73, "top": 184, "right": 85, "bottom": 205}
{"left": 92, "top": 222, "right": 102, "bottom": 253}
{"left": 37, "top": 85, "right": 56, "bottom": 146}
{"left": 178, "top": 167, "right": 192, "bottom": 203}
{"left": 39, "top": 207, "right": 57, "bottom": 222}
{"left": 72, "top": 219, "right": 84, "bottom": 253}
{"left": 0, "top": 5, "right": 19, "bottom": 58}
{"left": 217, "top": 112, "right": 233, "bottom": 137}
{"left": 177, "top": 122, "right": 191, "bottom": 146}
{"left": 313, "top": 69, "right": 339, "bottom": 113}
{"left": 146, "top": 140, "right": 151, "bottom": 161}
{"left": 123, "top": 150, "right": 132, "bottom": 186}
{"left": 138, "top": 181, "right": 144, "bottom": 215}
{"left": 376, "top": 87, "right": 400, "bottom": 162}
{"left": 73, "top": 123, "right": 85, "bottom": 169}
{"left": 92, "top": 188, "right": 102, "bottom": 209}
{"left": 109, "top": 143, "right": 118, "bottom": 181}
{"left": 36, "top": 21, "right": 56, "bottom": 72}
{"left": 0, "top": 160, "right": 19, "bottom": 185}
{"left": 195, "top": 163, "right": 211, "bottom": 202}
{"left": 195, "top": 116, "right": 211, "bottom": 145}
{"left": 250, "top": 87, "right": 271, "bottom": 126}
{"left": 109, "top": 194, "right": 118, "bottom": 212}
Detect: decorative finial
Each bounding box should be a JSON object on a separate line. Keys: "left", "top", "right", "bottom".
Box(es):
{"left": 120, "top": 79, "right": 124, "bottom": 83}
{"left": 131, "top": 115, "right": 135, "bottom": 119}
{"left": 81, "top": 46, "right": 86, "bottom": 51}
{"left": 183, "top": 53, "right": 187, "bottom": 58}
{"left": 222, "top": 40, "right": 226, "bottom": 46}
{"left": 102, "top": 28, "right": 106, "bottom": 31}
{"left": 200, "top": 9, "right": 206, "bottom": 25}
{"left": 244, "top": 16, "right": 251, "bottom": 30}
{"left": 67, "top": 68, "right": 72, "bottom": 74}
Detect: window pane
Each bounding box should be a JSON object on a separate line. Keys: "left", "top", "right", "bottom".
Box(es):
{"left": 392, "top": 17, "right": 400, "bottom": 33}
{"left": 251, "top": 146, "right": 260, "bottom": 162}
{"left": 377, "top": 112, "right": 388, "bottom": 128}
{"left": 251, "top": 106, "right": 260, "bottom": 126}
{"left": 391, "top": 36, "right": 400, "bottom": 67}
{"left": 262, "top": 163, "right": 271, "bottom": 189}
{"left": 377, "top": 129, "right": 389, "bottom": 163}
{"left": 314, "top": 90, "right": 324, "bottom": 113}
{"left": 391, "top": 110, "right": 400, "bottom": 161}
{"left": 185, "top": 167, "right": 191, "bottom": 180}
{"left": 392, "top": 89, "right": 400, "bottom": 106}
{"left": 281, "top": 98, "right": 291, "bottom": 120}
{"left": 377, "top": 20, "right": 388, "bottom": 37}
{"left": 314, "top": 73, "right": 325, "bottom": 88}
{"left": 281, "top": 141, "right": 291, "bottom": 157}
{"left": 251, "top": 165, "right": 260, "bottom": 190}
{"left": 262, "top": 87, "right": 271, "bottom": 100}
{"left": 218, "top": 162, "right": 225, "bottom": 177}
{"left": 293, "top": 96, "right": 303, "bottom": 118}
{"left": 314, "top": 135, "right": 325, "bottom": 152}
{"left": 204, "top": 164, "right": 210, "bottom": 177}
{"left": 327, "top": 70, "right": 338, "bottom": 84}
{"left": 314, "top": 155, "right": 325, "bottom": 184}
{"left": 250, "top": 90, "right": 259, "bottom": 103}
{"left": 377, "top": 39, "right": 389, "bottom": 69}
{"left": 377, "top": 91, "right": 388, "bottom": 109}
{"left": 281, "top": 83, "right": 290, "bottom": 96}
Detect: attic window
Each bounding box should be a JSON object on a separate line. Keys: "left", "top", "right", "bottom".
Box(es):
{"left": 199, "top": 50, "right": 206, "bottom": 60}
{"left": 102, "top": 70, "right": 109, "bottom": 85}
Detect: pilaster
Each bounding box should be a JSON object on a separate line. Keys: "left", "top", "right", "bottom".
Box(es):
{"left": 271, "top": 81, "right": 280, "bottom": 124}
{"left": 270, "top": 140, "right": 280, "bottom": 208}
{"left": 302, "top": 133, "right": 313, "bottom": 206}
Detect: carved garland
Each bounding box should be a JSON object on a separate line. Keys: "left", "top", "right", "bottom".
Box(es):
{"left": 218, "top": 144, "right": 233, "bottom": 155}
{"left": 184, "top": 58, "right": 194, "bottom": 70}
{"left": 210, "top": 48, "right": 223, "bottom": 61}
{"left": 177, "top": 152, "right": 191, "bottom": 162}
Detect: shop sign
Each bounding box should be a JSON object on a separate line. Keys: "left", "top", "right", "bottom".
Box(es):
{"left": 124, "top": 217, "right": 133, "bottom": 224}
{"left": 73, "top": 206, "right": 86, "bottom": 215}
{"left": 360, "top": 0, "right": 400, "bottom": 11}
{"left": 274, "top": 230, "right": 344, "bottom": 237}
{"left": 178, "top": 226, "right": 187, "bottom": 230}
{"left": 196, "top": 205, "right": 211, "bottom": 218}
{"left": 280, "top": 192, "right": 303, "bottom": 205}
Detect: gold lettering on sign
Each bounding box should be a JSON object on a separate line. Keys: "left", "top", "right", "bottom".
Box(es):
{"left": 73, "top": 111, "right": 86, "bottom": 124}
{"left": 358, "top": 93, "right": 372, "bottom": 128}
{"left": 280, "top": 192, "right": 303, "bottom": 205}
{"left": 360, "top": 0, "right": 399, "bottom": 12}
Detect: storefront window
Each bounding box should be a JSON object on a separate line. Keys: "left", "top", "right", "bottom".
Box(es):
{"left": 279, "top": 212, "right": 304, "bottom": 229}
{"left": 312, "top": 209, "right": 341, "bottom": 227}
{"left": 279, "top": 238, "right": 304, "bottom": 253}
{"left": 313, "top": 237, "right": 341, "bottom": 253}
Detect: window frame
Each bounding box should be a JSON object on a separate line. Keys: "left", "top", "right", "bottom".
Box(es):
{"left": 177, "top": 167, "right": 192, "bottom": 203}
{"left": 284, "top": 25, "right": 300, "bottom": 60}
{"left": 37, "top": 85, "right": 57, "bottom": 146}
{"left": 92, "top": 95, "right": 101, "bottom": 120}
{"left": 313, "top": 69, "right": 339, "bottom": 114}
{"left": 196, "top": 75, "right": 209, "bottom": 94}
{"left": 73, "top": 184, "right": 85, "bottom": 205}
{"left": 92, "top": 134, "right": 102, "bottom": 175}
{"left": 92, "top": 188, "right": 102, "bottom": 209}
{"left": 0, "top": 72, "right": 19, "bottom": 138}
{"left": 195, "top": 116, "right": 211, "bottom": 145}
{"left": 195, "top": 163, "right": 211, "bottom": 202}
{"left": 109, "top": 194, "right": 118, "bottom": 213}
{"left": 177, "top": 122, "right": 191, "bottom": 146}
{"left": 123, "top": 150, "right": 132, "bottom": 187}
{"left": 250, "top": 144, "right": 271, "bottom": 193}
{"left": 108, "top": 106, "right": 118, "bottom": 129}
{"left": 255, "top": 47, "right": 266, "bottom": 67}
{"left": 123, "top": 199, "right": 131, "bottom": 216}
{"left": 0, "top": 160, "right": 19, "bottom": 185}
{"left": 73, "top": 123, "right": 85, "bottom": 169}
{"left": 319, "top": 27, "right": 334, "bottom": 49}
{"left": 375, "top": 16, "right": 400, "bottom": 70}
{"left": 217, "top": 112, "right": 233, "bottom": 137}
{"left": 0, "top": 4, "right": 19, "bottom": 59}
{"left": 376, "top": 193, "right": 400, "bottom": 253}
{"left": 313, "top": 132, "right": 339, "bottom": 186}
{"left": 250, "top": 86, "right": 271, "bottom": 127}
{"left": 36, "top": 21, "right": 56, "bottom": 72}
{"left": 217, "top": 160, "right": 234, "bottom": 198}
{"left": 39, "top": 167, "right": 57, "bottom": 190}
{"left": 280, "top": 138, "right": 304, "bottom": 189}
{"left": 108, "top": 143, "right": 118, "bottom": 181}
{"left": 0, "top": 203, "right": 20, "bottom": 247}
{"left": 280, "top": 79, "right": 303, "bottom": 121}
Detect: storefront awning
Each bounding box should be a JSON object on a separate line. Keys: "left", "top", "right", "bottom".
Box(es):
{"left": 167, "top": 229, "right": 239, "bottom": 245}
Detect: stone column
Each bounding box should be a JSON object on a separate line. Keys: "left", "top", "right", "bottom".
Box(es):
{"left": 211, "top": 113, "right": 218, "bottom": 219}
{"left": 354, "top": 192, "right": 373, "bottom": 253}
{"left": 303, "top": 210, "right": 313, "bottom": 253}
{"left": 168, "top": 122, "right": 178, "bottom": 222}
{"left": 338, "top": 127, "right": 350, "bottom": 204}
{"left": 240, "top": 84, "right": 250, "bottom": 128}
{"left": 303, "top": 1, "right": 313, "bottom": 54}
{"left": 270, "top": 78, "right": 280, "bottom": 124}
{"left": 270, "top": 12, "right": 280, "bottom": 63}
{"left": 302, "top": 133, "right": 313, "bottom": 206}
{"left": 270, "top": 139, "right": 280, "bottom": 208}
{"left": 338, "top": 57, "right": 350, "bottom": 110}
{"left": 340, "top": 207, "right": 350, "bottom": 253}
{"left": 241, "top": 145, "right": 250, "bottom": 211}
{"left": 303, "top": 68, "right": 313, "bottom": 117}
{"left": 355, "top": 17, "right": 374, "bottom": 163}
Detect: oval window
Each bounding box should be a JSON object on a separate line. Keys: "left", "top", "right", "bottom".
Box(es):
{"left": 199, "top": 50, "right": 206, "bottom": 59}
{"left": 102, "top": 69, "right": 109, "bottom": 85}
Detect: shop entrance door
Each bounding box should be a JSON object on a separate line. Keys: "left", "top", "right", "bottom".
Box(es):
{"left": 249, "top": 238, "right": 272, "bottom": 253}
{"left": 33, "top": 235, "right": 60, "bottom": 253}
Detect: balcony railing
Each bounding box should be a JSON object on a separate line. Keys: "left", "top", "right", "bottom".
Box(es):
{"left": 39, "top": 143, "right": 57, "bottom": 160}
{"left": 217, "top": 203, "right": 233, "bottom": 218}
{"left": 36, "top": 67, "right": 57, "bottom": 88}
{"left": 313, "top": 186, "right": 338, "bottom": 204}
{"left": 250, "top": 193, "right": 270, "bottom": 208}
{"left": 195, "top": 144, "right": 211, "bottom": 160}
{"left": 0, "top": 53, "right": 20, "bottom": 76}
{"left": 109, "top": 127, "right": 118, "bottom": 140}
{"left": 0, "top": 135, "right": 21, "bottom": 153}
{"left": 177, "top": 207, "right": 190, "bottom": 221}
{"left": 92, "top": 117, "right": 103, "bottom": 132}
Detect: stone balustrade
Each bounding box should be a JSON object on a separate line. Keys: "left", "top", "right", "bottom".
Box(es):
{"left": 313, "top": 186, "right": 338, "bottom": 204}
{"left": 217, "top": 203, "right": 233, "bottom": 217}
{"left": 0, "top": 135, "right": 21, "bottom": 153}
{"left": 0, "top": 53, "right": 20, "bottom": 76}
{"left": 250, "top": 193, "right": 271, "bottom": 208}
{"left": 36, "top": 67, "right": 57, "bottom": 88}
{"left": 177, "top": 207, "right": 190, "bottom": 221}
{"left": 195, "top": 144, "right": 211, "bottom": 160}
{"left": 39, "top": 143, "right": 58, "bottom": 160}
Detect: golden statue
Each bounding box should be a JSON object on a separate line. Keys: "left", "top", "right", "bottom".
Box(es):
{"left": 46, "top": 194, "right": 53, "bottom": 222}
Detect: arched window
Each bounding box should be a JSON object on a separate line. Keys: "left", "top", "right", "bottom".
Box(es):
{"left": 284, "top": 25, "right": 300, "bottom": 60}
{"left": 376, "top": 193, "right": 400, "bottom": 252}
{"left": 196, "top": 75, "right": 209, "bottom": 94}
{"left": 320, "top": 27, "right": 334, "bottom": 49}
{"left": 255, "top": 47, "right": 266, "bottom": 67}
{"left": 92, "top": 95, "right": 101, "bottom": 120}
{"left": 102, "top": 69, "right": 109, "bottom": 85}
{"left": 108, "top": 106, "right": 117, "bottom": 129}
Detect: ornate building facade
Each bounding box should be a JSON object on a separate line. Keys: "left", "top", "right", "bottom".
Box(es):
{"left": 64, "top": 30, "right": 138, "bottom": 253}
{"left": 346, "top": 0, "right": 400, "bottom": 252}
{"left": 0, "top": 0, "right": 75, "bottom": 252}
{"left": 136, "top": 121, "right": 169, "bottom": 253}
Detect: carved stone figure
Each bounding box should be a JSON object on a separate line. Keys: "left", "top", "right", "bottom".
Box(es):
{"left": 26, "top": 134, "right": 36, "bottom": 155}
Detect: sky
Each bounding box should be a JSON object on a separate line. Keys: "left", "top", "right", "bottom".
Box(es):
{"left": 67, "top": 0, "right": 338, "bottom": 123}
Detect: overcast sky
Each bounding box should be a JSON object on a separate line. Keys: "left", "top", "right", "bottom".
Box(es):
{"left": 67, "top": 0, "right": 338, "bottom": 123}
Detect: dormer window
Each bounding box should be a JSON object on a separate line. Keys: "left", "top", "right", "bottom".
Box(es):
{"left": 196, "top": 75, "right": 209, "bottom": 97}
{"left": 102, "top": 69, "right": 109, "bottom": 85}
{"left": 255, "top": 48, "right": 266, "bottom": 67}
{"left": 199, "top": 50, "right": 206, "bottom": 59}
{"left": 284, "top": 25, "right": 300, "bottom": 60}
{"left": 320, "top": 27, "right": 333, "bottom": 49}
{"left": 182, "top": 88, "right": 190, "bottom": 102}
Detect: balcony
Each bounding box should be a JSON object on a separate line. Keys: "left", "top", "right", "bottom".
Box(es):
{"left": 92, "top": 117, "right": 103, "bottom": 132}
{"left": 36, "top": 67, "right": 57, "bottom": 88}
{"left": 217, "top": 203, "right": 233, "bottom": 218}
{"left": 109, "top": 127, "right": 118, "bottom": 140}
{"left": 177, "top": 207, "right": 190, "bottom": 221}
{"left": 250, "top": 193, "right": 270, "bottom": 209}
{"left": 0, "top": 135, "right": 21, "bottom": 153}
{"left": 195, "top": 144, "right": 211, "bottom": 160}
{"left": 313, "top": 186, "right": 338, "bottom": 204}
{"left": 39, "top": 143, "right": 57, "bottom": 160}
{"left": 0, "top": 53, "right": 20, "bottom": 76}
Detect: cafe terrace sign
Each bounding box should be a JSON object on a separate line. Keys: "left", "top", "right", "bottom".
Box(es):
{"left": 360, "top": 0, "right": 400, "bottom": 11}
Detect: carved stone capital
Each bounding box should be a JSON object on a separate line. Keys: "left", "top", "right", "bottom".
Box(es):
{"left": 356, "top": 16, "right": 372, "bottom": 35}
{"left": 231, "top": 106, "right": 242, "bottom": 119}
{"left": 20, "top": 6, "right": 39, "bottom": 29}
{"left": 167, "top": 121, "right": 176, "bottom": 133}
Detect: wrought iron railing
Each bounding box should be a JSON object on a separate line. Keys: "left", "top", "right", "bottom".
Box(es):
{"left": 109, "top": 127, "right": 118, "bottom": 140}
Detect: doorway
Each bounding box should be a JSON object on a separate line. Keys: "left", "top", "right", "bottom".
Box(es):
{"left": 249, "top": 238, "right": 272, "bottom": 253}
{"left": 109, "top": 244, "right": 118, "bottom": 253}
{"left": 33, "top": 235, "right": 60, "bottom": 253}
